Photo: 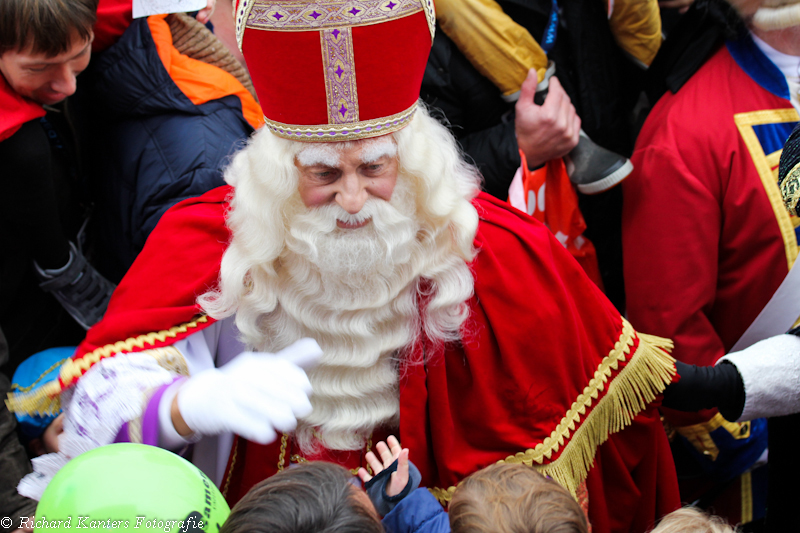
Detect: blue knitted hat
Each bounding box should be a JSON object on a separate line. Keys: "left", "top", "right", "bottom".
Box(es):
{"left": 11, "top": 347, "right": 75, "bottom": 440}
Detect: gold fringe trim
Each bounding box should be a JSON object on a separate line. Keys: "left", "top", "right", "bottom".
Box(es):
{"left": 5, "top": 316, "right": 209, "bottom": 417}
{"left": 430, "top": 319, "right": 676, "bottom": 504}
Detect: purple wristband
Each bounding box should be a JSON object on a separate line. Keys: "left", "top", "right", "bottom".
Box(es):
{"left": 143, "top": 376, "right": 186, "bottom": 446}
{"left": 112, "top": 376, "right": 185, "bottom": 445}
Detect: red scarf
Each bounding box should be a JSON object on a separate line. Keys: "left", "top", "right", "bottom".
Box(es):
{"left": 0, "top": 75, "right": 45, "bottom": 142}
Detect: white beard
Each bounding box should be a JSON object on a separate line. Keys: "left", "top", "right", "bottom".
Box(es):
{"left": 249, "top": 179, "right": 424, "bottom": 453}
{"left": 202, "top": 110, "right": 482, "bottom": 454}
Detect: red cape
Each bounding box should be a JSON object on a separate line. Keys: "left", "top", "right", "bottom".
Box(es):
{"left": 0, "top": 75, "right": 45, "bottom": 142}
{"left": 11, "top": 187, "right": 680, "bottom": 531}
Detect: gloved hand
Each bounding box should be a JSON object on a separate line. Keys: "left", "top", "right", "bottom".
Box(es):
{"left": 176, "top": 338, "right": 322, "bottom": 444}
{"left": 719, "top": 334, "right": 800, "bottom": 421}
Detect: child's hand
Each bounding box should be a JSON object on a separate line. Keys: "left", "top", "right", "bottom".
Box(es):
{"left": 357, "top": 435, "right": 409, "bottom": 497}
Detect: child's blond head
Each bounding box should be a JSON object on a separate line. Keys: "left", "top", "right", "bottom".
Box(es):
{"left": 449, "top": 463, "right": 588, "bottom": 533}
{"left": 650, "top": 507, "right": 737, "bottom": 533}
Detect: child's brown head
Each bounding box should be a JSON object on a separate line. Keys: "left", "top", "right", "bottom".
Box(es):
{"left": 449, "top": 463, "right": 588, "bottom": 533}
{"left": 221, "top": 462, "right": 383, "bottom": 533}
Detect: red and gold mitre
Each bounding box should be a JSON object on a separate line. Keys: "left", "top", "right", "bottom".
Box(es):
{"left": 233, "top": 0, "right": 435, "bottom": 141}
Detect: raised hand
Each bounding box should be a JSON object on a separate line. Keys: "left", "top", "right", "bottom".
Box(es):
{"left": 357, "top": 435, "right": 409, "bottom": 497}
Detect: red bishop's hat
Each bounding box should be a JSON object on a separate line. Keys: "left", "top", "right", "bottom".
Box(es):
{"left": 233, "top": 0, "right": 435, "bottom": 141}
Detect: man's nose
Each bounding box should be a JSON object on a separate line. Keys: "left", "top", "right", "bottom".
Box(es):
{"left": 50, "top": 67, "right": 77, "bottom": 97}
{"left": 334, "top": 173, "right": 369, "bottom": 214}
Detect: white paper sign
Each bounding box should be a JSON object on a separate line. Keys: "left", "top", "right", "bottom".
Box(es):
{"left": 731, "top": 258, "right": 800, "bottom": 352}
{"left": 132, "top": 0, "right": 207, "bottom": 19}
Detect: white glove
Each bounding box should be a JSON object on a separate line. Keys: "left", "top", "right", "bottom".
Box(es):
{"left": 177, "top": 338, "right": 322, "bottom": 444}
{"left": 719, "top": 334, "right": 800, "bottom": 421}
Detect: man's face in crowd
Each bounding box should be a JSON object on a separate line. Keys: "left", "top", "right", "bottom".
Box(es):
{"left": 0, "top": 31, "right": 93, "bottom": 106}
{"left": 294, "top": 136, "right": 399, "bottom": 228}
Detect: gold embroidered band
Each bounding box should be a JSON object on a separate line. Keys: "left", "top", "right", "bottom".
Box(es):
{"left": 245, "top": 0, "right": 422, "bottom": 32}
{"left": 262, "top": 102, "right": 416, "bottom": 141}
{"left": 321, "top": 26, "right": 360, "bottom": 124}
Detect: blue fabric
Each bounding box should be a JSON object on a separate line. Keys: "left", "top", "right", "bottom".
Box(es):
{"left": 752, "top": 122, "right": 797, "bottom": 159}
{"left": 727, "top": 34, "right": 791, "bottom": 101}
{"left": 382, "top": 488, "right": 451, "bottom": 533}
{"left": 82, "top": 18, "right": 253, "bottom": 280}
{"left": 11, "top": 347, "right": 75, "bottom": 439}
{"left": 675, "top": 418, "right": 769, "bottom": 483}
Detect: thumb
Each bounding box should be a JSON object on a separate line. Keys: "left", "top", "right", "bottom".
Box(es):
{"left": 396, "top": 448, "right": 409, "bottom": 484}
{"left": 277, "top": 338, "right": 323, "bottom": 370}
{"left": 518, "top": 68, "right": 540, "bottom": 108}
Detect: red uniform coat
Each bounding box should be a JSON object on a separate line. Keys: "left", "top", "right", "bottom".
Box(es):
{"left": 13, "top": 187, "right": 680, "bottom": 532}
{"left": 623, "top": 38, "right": 799, "bottom": 428}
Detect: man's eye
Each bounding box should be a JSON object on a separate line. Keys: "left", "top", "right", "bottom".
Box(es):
{"left": 27, "top": 66, "right": 47, "bottom": 72}
{"left": 367, "top": 164, "right": 382, "bottom": 172}
{"left": 314, "top": 170, "right": 339, "bottom": 181}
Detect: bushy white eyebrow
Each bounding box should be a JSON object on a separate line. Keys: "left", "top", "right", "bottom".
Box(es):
{"left": 360, "top": 138, "right": 397, "bottom": 164}
{"left": 297, "top": 145, "right": 340, "bottom": 167}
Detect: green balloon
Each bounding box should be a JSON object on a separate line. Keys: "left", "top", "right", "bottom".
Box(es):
{"left": 34, "top": 443, "right": 230, "bottom": 532}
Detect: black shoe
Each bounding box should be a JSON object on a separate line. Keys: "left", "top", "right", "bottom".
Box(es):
{"left": 35, "top": 242, "right": 115, "bottom": 330}
{"left": 566, "top": 134, "right": 633, "bottom": 195}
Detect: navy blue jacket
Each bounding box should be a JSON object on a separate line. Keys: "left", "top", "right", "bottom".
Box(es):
{"left": 382, "top": 489, "right": 450, "bottom": 533}
{"left": 78, "top": 18, "right": 253, "bottom": 281}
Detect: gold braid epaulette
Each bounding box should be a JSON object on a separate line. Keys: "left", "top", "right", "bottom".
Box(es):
{"left": 430, "top": 318, "right": 676, "bottom": 504}
{"left": 5, "top": 315, "right": 209, "bottom": 417}
{"left": 780, "top": 160, "right": 800, "bottom": 217}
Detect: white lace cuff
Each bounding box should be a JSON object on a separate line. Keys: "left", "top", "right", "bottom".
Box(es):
{"left": 17, "top": 352, "right": 177, "bottom": 500}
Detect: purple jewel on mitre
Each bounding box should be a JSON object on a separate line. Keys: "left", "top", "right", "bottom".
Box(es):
{"left": 335, "top": 65, "right": 344, "bottom": 78}
{"left": 386, "top": 1, "right": 396, "bottom": 9}
{"left": 317, "top": 132, "right": 325, "bottom": 136}
{"left": 310, "top": 10, "right": 321, "bottom": 19}
{"left": 348, "top": 7, "right": 360, "bottom": 15}
{"left": 272, "top": 11, "right": 284, "bottom": 20}
{"left": 366, "top": 127, "right": 373, "bottom": 131}
{"left": 332, "top": 28, "right": 340, "bottom": 38}
{"left": 339, "top": 104, "right": 348, "bottom": 117}
{"left": 354, "top": 129, "right": 361, "bottom": 133}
